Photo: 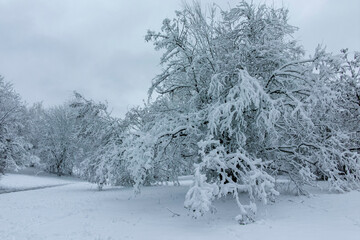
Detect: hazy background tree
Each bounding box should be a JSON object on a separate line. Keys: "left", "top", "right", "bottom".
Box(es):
{"left": 0, "top": 76, "right": 30, "bottom": 174}
{"left": 35, "top": 104, "right": 78, "bottom": 176}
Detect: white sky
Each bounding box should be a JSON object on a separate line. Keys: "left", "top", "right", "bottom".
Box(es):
{"left": 0, "top": 0, "right": 359, "bottom": 117}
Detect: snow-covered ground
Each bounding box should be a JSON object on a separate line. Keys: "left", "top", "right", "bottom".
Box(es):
{"left": 0, "top": 168, "right": 77, "bottom": 194}
{"left": 0, "top": 170, "right": 359, "bottom": 240}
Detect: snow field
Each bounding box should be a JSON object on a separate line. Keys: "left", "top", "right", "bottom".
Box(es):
{"left": 0, "top": 173, "right": 359, "bottom": 240}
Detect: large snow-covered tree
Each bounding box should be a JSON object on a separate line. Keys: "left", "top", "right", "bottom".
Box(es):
{"left": 144, "top": 1, "right": 360, "bottom": 223}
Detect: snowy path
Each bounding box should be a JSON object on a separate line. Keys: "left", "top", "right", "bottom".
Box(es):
{"left": 0, "top": 173, "right": 359, "bottom": 240}
{"left": 0, "top": 183, "right": 72, "bottom": 194}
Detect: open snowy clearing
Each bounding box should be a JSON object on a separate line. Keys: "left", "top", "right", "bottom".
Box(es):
{"left": 0, "top": 171, "right": 359, "bottom": 240}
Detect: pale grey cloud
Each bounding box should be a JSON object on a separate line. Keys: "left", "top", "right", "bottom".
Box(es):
{"left": 0, "top": 0, "right": 359, "bottom": 117}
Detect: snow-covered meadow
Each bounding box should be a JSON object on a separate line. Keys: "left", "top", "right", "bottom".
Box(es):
{"left": 1, "top": 170, "right": 359, "bottom": 240}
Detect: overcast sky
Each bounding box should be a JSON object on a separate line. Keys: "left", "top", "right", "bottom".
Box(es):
{"left": 0, "top": 0, "right": 359, "bottom": 117}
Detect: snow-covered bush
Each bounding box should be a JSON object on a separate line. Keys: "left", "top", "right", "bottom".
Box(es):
{"left": 184, "top": 164, "right": 219, "bottom": 219}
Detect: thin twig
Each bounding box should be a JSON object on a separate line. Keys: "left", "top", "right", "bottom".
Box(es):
{"left": 166, "top": 207, "right": 181, "bottom": 217}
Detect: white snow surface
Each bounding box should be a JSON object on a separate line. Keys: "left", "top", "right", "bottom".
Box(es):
{"left": 0, "top": 170, "right": 359, "bottom": 240}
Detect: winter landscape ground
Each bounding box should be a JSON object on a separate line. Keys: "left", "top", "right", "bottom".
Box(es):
{"left": 1, "top": 168, "right": 359, "bottom": 240}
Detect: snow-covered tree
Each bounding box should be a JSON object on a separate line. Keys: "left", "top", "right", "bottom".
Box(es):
{"left": 35, "top": 104, "right": 79, "bottom": 176}
{"left": 121, "top": 99, "right": 201, "bottom": 192}
{"left": 324, "top": 49, "right": 360, "bottom": 154}
{"left": 144, "top": 1, "right": 360, "bottom": 222}
{"left": 260, "top": 46, "right": 360, "bottom": 193}
{"left": 0, "top": 76, "right": 29, "bottom": 174}
{"left": 24, "top": 102, "right": 46, "bottom": 168}
{"left": 70, "top": 92, "right": 132, "bottom": 188}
